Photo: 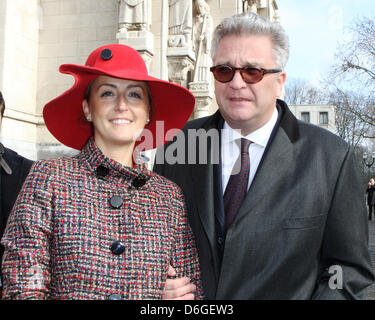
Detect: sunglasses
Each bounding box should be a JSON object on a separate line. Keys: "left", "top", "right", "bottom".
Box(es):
{"left": 210, "top": 65, "right": 282, "bottom": 84}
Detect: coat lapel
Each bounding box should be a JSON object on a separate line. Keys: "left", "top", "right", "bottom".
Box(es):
{"left": 189, "top": 111, "right": 223, "bottom": 274}
{"left": 236, "top": 127, "right": 295, "bottom": 221}
{"left": 234, "top": 101, "right": 300, "bottom": 226}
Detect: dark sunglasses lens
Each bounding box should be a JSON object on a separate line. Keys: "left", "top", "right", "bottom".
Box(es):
{"left": 242, "top": 68, "right": 263, "bottom": 83}
{"left": 213, "top": 66, "right": 234, "bottom": 82}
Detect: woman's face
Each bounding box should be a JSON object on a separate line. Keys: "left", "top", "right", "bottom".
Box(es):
{"left": 82, "top": 75, "right": 150, "bottom": 150}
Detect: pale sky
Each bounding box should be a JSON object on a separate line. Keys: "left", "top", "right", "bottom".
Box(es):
{"left": 277, "top": 0, "right": 375, "bottom": 87}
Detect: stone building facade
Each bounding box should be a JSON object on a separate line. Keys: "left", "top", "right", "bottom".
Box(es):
{"left": 289, "top": 104, "right": 337, "bottom": 134}
{"left": 0, "top": 0, "right": 279, "bottom": 160}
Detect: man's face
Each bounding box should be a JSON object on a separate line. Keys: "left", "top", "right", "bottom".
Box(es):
{"left": 213, "top": 34, "right": 286, "bottom": 135}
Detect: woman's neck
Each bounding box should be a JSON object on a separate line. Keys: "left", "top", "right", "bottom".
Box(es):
{"left": 94, "top": 138, "right": 135, "bottom": 168}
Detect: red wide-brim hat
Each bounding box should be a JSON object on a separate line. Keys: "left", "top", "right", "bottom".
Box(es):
{"left": 43, "top": 44, "right": 195, "bottom": 150}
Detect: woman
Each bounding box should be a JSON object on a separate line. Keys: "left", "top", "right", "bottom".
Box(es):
{"left": 1, "top": 44, "right": 202, "bottom": 300}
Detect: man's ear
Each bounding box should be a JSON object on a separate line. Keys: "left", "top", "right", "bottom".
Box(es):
{"left": 82, "top": 99, "right": 92, "bottom": 122}
{"left": 276, "top": 71, "right": 287, "bottom": 98}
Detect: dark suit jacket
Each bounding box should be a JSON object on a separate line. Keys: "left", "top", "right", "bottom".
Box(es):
{"left": 154, "top": 99, "right": 374, "bottom": 299}
{"left": 0, "top": 145, "right": 33, "bottom": 263}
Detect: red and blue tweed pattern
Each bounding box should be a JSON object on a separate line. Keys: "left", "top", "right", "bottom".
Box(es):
{"left": 1, "top": 138, "right": 203, "bottom": 300}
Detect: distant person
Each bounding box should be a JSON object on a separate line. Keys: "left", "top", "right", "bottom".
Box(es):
{"left": 1, "top": 44, "right": 202, "bottom": 299}
{"left": 367, "top": 178, "right": 375, "bottom": 221}
{"left": 0, "top": 91, "right": 33, "bottom": 293}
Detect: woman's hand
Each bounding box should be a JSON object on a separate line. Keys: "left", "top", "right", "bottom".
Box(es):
{"left": 162, "top": 265, "right": 196, "bottom": 300}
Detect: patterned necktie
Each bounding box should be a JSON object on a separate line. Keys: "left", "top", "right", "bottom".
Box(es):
{"left": 224, "top": 138, "right": 252, "bottom": 230}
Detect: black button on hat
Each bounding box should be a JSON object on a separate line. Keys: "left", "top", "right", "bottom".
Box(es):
{"left": 101, "top": 48, "right": 113, "bottom": 60}
{"left": 110, "top": 241, "right": 125, "bottom": 255}
{"left": 109, "top": 195, "right": 123, "bottom": 209}
{"left": 108, "top": 294, "right": 122, "bottom": 300}
{"left": 96, "top": 165, "right": 109, "bottom": 178}
{"left": 132, "top": 176, "right": 148, "bottom": 188}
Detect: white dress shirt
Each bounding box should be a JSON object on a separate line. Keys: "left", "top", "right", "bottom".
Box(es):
{"left": 221, "top": 108, "right": 279, "bottom": 195}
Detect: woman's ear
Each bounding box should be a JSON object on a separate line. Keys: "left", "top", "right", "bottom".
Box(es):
{"left": 82, "top": 99, "right": 92, "bottom": 122}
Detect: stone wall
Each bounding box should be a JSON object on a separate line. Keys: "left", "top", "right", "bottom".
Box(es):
{"left": 0, "top": 0, "right": 280, "bottom": 160}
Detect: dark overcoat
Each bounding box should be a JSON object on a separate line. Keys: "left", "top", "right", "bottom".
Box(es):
{"left": 154, "top": 99, "right": 374, "bottom": 299}
{"left": 367, "top": 185, "right": 375, "bottom": 206}
{"left": 0, "top": 145, "right": 33, "bottom": 264}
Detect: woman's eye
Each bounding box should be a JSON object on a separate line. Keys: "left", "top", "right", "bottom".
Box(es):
{"left": 101, "top": 91, "right": 114, "bottom": 97}
{"left": 129, "top": 91, "right": 142, "bottom": 99}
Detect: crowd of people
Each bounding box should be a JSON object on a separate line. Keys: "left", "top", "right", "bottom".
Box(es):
{"left": 0, "top": 12, "right": 373, "bottom": 300}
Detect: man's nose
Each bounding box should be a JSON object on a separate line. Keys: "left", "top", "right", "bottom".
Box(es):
{"left": 229, "top": 70, "right": 247, "bottom": 89}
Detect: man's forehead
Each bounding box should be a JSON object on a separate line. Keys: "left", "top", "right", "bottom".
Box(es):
{"left": 214, "top": 35, "right": 274, "bottom": 66}
{"left": 213, "top": 59, "right": 264, "bottom": 68}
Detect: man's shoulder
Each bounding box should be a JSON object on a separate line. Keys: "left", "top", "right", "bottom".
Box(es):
{"left": 183, "top": 111, "right": 221, "bottom": 131}
{"left": 296, "top": 120, "right": 349, "bottom": 152}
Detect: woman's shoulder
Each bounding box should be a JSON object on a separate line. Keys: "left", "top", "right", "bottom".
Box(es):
{"left": 149, "top": 170, "right": 184, "bottom": 197}
{"left": 29, "top": 155, "right": 80, "bottom": 176}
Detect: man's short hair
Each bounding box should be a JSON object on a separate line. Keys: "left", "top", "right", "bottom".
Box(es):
{"left": 0, "top": 91, "right": 4, "bottom": 117}
{"left": 211, "top": 12, "right": 289, "bottom": 70}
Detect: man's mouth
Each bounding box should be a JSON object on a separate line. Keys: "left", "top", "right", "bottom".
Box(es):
{"left": 230, "top": 97, "right": 251, "bottom": 101}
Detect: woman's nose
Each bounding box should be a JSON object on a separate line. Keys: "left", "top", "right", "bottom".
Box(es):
{"left": 115, "top": 95, "right": 129, "bottom": 111}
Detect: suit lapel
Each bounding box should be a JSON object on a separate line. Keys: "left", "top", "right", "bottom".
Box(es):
{"left": 236, "top": 127, "right": 295, "bottom": 221}
{"left": 234, "top": 100, "right": 300, "bottom": 226}
{"left": 189, "top": 111, "right": 223, "bottom": 274}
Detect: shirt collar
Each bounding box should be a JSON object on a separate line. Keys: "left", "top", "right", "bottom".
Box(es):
{"left": 222, "top": 107, "right": 279, "bottom": 148}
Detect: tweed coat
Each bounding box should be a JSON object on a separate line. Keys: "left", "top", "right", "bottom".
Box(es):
{"left": 1, "top": 138, "right": 203, "bottom": 300}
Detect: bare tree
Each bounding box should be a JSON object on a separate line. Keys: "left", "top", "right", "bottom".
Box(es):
{"left": 327, "top": 88, "right": 374, "bottom": 147}
{"left": 323, "top": 14, "right": 375, "bottom": 150}
{"left": 284, "top": 77, "right": 326, "bottom": 105}
{"left": 330, "top": 15, "right": 375, "bottom": 92}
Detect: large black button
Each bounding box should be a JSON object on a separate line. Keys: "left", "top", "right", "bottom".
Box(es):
{"left": 101, "top": 48, "right": 113, "bottom": 60}
{"left": 96, "top": 165, "right": 109, "bottom": 178}
{"left": 132, "top": 176, "right": 148, "bottom": 188}
{"left": 109, "top": 195, "right": 123, "bottom": 209}
{"left": 108, "top": 294, "right": 122, "bottom": 300}
{"left": 110, "top": 241, "right": 125, "bottom": 255}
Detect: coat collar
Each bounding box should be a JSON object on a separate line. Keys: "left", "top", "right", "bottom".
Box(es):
{"left": 79, "top": 137, "right": 152, "bottom": 182}
{"left": 277, "top": 99, "right": 300, "bottom": 143}
{"left": 200, "top": 99, "right": 299, "bottom": 144}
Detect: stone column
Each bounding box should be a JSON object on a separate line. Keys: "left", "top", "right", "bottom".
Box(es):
{"left": 188, "top": 0, "right": 213, "bottom": 119}
{"left": 167, "top": 54, "right": 195, "bottom": 87}
{"left": 167, "top": 0, "right": 195, "bottom": 88}
{"left": 116, "top": 0, "right": 154, "bottom": 71}
{"left": 189, "top": 82, "right": 213, "bottom": 119}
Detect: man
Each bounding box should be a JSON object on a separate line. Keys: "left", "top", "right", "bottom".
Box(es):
{"left": 154, "top": 12, "right": 374, "bottom": 299}
{"left": 0, "top": 91, "right": 33, "bottom": 290}
{"left": 367, "top": 178, "right": 375, "bottom": 220}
